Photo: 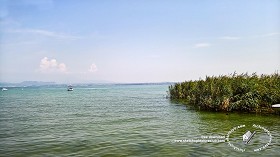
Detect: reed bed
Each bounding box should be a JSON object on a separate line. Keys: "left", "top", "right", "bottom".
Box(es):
{"left": 169, "top": 72, "right": 280, "bottom": 113}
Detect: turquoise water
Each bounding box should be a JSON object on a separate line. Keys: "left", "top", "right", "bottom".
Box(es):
{"left": 0, "top": 84, "right": 279, "bottom": 156}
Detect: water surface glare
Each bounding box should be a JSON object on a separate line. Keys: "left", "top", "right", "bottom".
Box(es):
{"left": 0, "top": 85, "right": 279, "bottom": 156}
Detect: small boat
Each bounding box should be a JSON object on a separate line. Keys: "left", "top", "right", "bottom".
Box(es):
{"left": 272, "top": 104, "right": 280, "bottom": 108}
{"left": 2, "top": 88, "right": 8, "bottom": 91}
{"left": 67, "top": 85, "right": 73, "bottom": 91}
{"left": 272, "top": 104, "right": 280, "bottom": 112}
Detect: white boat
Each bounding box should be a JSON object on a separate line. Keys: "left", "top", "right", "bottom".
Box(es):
{"left": 67, "top": 85, "right": 73, "bottom": 91}
{"left": 2, "top": 88, "right": 8, "bottom": 91}
{"left": 272, "top": 104, "right": 280, "bottom": 113}
{"left": 272, "top": 104, "right": 280, "bottom": 108}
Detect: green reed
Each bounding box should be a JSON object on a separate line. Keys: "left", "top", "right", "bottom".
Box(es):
{"left": 169, "top": 72, "right": 280, "bottom": 113}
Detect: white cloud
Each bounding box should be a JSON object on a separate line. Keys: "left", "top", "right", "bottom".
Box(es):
{"left": 262, "top": 32, "right": 280, "bottom": 37}
{"left": 89, "top": 63, "right": 98, "bottom": 73}
{"left": 58, "top": 63, "right": 66, "bottom": 71}
{"left": 219, "top": 33, "right": 279, "bottom": 40}
{"left": 8, "top": 29, "right": 81, "bottom": 40}
{"left": 194, "top": 43, "right": 211, "bottom": 48}
{"left": 40, "top": 57, "right": 67, "bottom": 73}
{"left": 220, "top": 36, "right": 240, "bottom": 40}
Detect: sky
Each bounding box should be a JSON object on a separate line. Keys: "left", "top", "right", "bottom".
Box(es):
{"left": 0, "top": 0, "right": 279, "bottom": 83}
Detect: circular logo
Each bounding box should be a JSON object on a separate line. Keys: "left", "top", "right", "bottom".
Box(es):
{"left": 226, "top": 124, "right": 272, "bottom": 152}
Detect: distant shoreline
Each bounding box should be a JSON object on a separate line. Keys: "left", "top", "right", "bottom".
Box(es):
{"left": 0, "top": 81, "right": 175, "bottom": 88}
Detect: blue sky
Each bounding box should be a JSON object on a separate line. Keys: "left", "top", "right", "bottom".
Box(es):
{"left": 0, "top": 0, "right": 279, "bottom": 83}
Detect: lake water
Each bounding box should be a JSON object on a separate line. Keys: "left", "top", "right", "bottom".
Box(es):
{"left": 0, "top": 84, "right": 279, "bottom": 156}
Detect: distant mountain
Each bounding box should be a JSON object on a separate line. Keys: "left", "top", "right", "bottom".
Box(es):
{"left": 0, "top": 81, "right": 56, "bottom": 87}
{"left": 0, "top": 81, "right": 175, "bottom": 87}
{"left": 19, "top": 81, "right": 56, "bottom": 86}
{"left": 113, "top": 82, "right": 175, "bottom": 85}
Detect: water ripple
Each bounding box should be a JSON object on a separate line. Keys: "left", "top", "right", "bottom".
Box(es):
{"left": 0, "top": 85, "right": 279, "bottom": 156}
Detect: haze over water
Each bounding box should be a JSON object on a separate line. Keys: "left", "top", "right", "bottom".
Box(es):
{"left": 0, "top": 84, "right": 279, "bottom": 156}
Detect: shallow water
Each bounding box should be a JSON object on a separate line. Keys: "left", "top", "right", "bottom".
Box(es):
{"left": 0, "top": 85, "right": 279, "bottom": 156}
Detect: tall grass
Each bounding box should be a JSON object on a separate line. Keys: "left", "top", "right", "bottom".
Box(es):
{"left": 169, "top": 72, "right": 280, "bottom": 113}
